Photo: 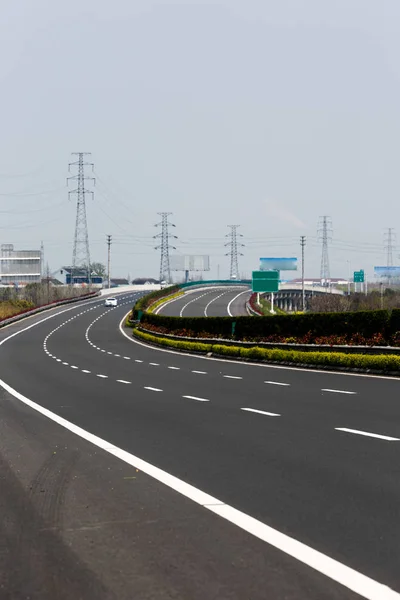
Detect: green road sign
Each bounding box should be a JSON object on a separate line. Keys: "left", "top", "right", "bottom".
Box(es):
{"left": 353, "top": 270, "right": 365, "bottom": 283}
{"left": 252, "top": 270, "right": 279, "bottom": 293}
{"left": 252, "top": 270, "right": 279, "bottom": 280}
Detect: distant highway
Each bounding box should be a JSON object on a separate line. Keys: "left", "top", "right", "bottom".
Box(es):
{"left": 157, "top": 285, "right": 251, "bottom": 317}
{"left": 0, "top": 291, "right": 400, "bottom": 599}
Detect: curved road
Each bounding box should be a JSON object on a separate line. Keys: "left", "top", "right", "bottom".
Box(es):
{"left": 158, "top": 286, "right": 251, "bottom": 317}
{"left": 1, "top": 292, "right": 400, "bottom": 599}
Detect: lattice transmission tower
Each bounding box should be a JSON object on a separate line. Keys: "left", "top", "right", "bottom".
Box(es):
{"left": 68, "top": 152, "right": 95, "bottom": 284}
{"left": 318, "top": 216, "right": 332, "bottom": 283}
{"left": 384, "top": 227, "right": 396, "bottom": 284}
{"left": 225, "top": 225, "right": 244, "bottom": 280}
{"left": 154, "top": 212, "right": 177, "bottom": 283}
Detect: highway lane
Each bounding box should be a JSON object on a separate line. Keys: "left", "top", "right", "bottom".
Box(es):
{"left": 1, "top": 296, "right": 400, "bottom": 598}
{"left": 158, "top": 286, "right": 250, "bottom": 317}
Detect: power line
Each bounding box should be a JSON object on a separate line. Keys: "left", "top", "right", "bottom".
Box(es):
{"left": 68, "top": 152, "right": 95, "bottom": 284}
{"left": 154, "top": 212, "right": 177, "bottom": 283}
{"left": 225, "top": 225, "right": 244, "bottom": 280}
{"left": 318, "top": 216, "right": 332, "bottom": 283}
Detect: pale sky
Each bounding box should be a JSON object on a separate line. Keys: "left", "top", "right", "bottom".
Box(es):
{"left": 1, "top": 0, "right": 400, "bottom": 281}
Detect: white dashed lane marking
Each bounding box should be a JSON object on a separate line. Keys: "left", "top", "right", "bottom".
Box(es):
{"left": 224, "top": 375, "right": 243, "bottom": 380}
{"left": 265, "top": 381, "right": 290, "bottom": 387}
{"left": 335, "top": 428, "right": 400, "bottom": 441}
{"left": 144, "top": 386, "right": 163, "bottom": 392}
{"left": 182, "top": 395, "right": 210, "bottom": 402}
{"left": 96, "top": 374, "right": 108, "bottom": 379}
{"left": 117, "top": 380, "right": 132, "bottom": 385}
{"left": 192, "top": 370, "right": 207, "bottom": 375}
{"left": 168, "top": 366, "right": 180, "bottom": 370}
{"left": 241, "top": 408, "right": 281, "bottom": 417}
{"left": 322, "top": 389, "right": 357, "bottom": 395}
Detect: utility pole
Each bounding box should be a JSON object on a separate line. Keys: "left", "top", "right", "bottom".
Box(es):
{"left": 106, "top": 234, "right": 112, "bottom": 289}
{"left": 40, "top": 241, "right": 45, "bottom": 281}
{"left": 68, "top": 152, "right": 95, "bottom": 286}
{"left": 384, "top": 227, "right": 395, "bottom": 286}
{"left": 300, "top": 235, "right": 306, "bottom": 311}
{"left": 318, "top": 216, "right": 332, "bottom": 285}
{"left": 225, "top": 225, "right": 244, "bottom": 280}
{"left": 154, "top": 212, "right": 177, "bottom": 284}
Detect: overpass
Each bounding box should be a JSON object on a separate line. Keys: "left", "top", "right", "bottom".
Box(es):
{"left": 265, "top": 283, "right": 345, "bottom": 313}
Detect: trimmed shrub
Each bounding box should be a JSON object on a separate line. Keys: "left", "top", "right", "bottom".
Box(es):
{"left": 132, "top": 328, "right": 400, "bottom": 373}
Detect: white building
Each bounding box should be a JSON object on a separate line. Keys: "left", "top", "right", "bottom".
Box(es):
{"left": 0, "top": 244, "right": 41, "bottom": 286}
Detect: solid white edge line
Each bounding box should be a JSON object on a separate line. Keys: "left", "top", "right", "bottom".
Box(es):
{"left": 227, "top": 289, "right": 250, "bottom": 317}
{"left": 118, "top": 312, "right": 400, "bottom": 381}
{"left": 241, "top": 408, "right": 281, "bottom": 417}
{"left": 335, "top": 428, "right": 400, "bottom": 441}
{"left": 0, "top": 376, "right": 398, "bottom": 599}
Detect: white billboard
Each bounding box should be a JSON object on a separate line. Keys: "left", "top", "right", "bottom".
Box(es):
{"left": 170, "top": 255, "right": 210, "bottom": 271}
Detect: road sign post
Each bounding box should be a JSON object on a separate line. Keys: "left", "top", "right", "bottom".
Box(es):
{"left": 252, "top": 271, "right": 279, "bottom": 313}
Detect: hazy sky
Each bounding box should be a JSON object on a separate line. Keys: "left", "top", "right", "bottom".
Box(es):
{"left": 1, "top": 0, "right": 400, "bottom": 281}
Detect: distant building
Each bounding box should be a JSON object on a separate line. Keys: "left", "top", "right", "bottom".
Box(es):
{"left": 0, "top": 244, "right": 41, "bottom": 286}
{"left": 54, "top": 267, "right": 103, "bottom": 286}
{"left": 110, "top": 278, "right": 129, "bottom": 287}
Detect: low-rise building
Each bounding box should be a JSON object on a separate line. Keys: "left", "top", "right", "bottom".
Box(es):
{"left": 0, "top": 244, "right": 41, "bottom": 286}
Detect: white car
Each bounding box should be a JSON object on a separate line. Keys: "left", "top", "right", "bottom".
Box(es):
{"left": 105, "top": 297, "right": 118, "bottom": 307}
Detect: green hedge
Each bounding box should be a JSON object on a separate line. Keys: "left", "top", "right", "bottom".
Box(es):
{"left": 141, "top": 312, "right": 234, "bottom": 336}
{"left": 133, "top": 328, "right": 400, "bottom": 373}
{"left": 139, "top": 309, "right": 391, "bottom": 340}
{"left": 131, "top": 285, "right": 181, "bottom": 319}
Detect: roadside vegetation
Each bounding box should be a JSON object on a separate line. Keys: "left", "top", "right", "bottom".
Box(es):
{"left": 132, "top": 328, "right": 400, "bottom": 374}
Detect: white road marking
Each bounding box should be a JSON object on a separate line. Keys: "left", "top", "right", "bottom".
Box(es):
{"left": 168, "top": 366, "right": 180, "bottom": 370}
{"left": 117, "top": 380, "right": 132, "bottom": 385}
{"left": 62, "top": 362, "right": 69, "bottom": 366}
{"left": 227, "top": 289, "right": 250, "bottom": 316}
{"left": 123, "top": 356, "right": 130, "bottom": 360}
{"left": 70, "top": 366, "right": 79, "bottom": 369}
{"left": 335, "top": 428, "right": 400, "bottom": 441}
{"left": 119, "top": 312, "right": 400, "bottom": 382}
{"left": 82, "top": 370, "right": 91, "bottom": 374}
{"left": 223, "top": 375, "right": 243, "bottom": 380}
{"left": 144, "top": 386, "right": 163, "bottom": 392}
{"left": 1, "top": 377, "right": 396, "bottom": 600}
{"left": 97, "top": 374, "right": 108, "bottom": 379}
{"left": 241, "top": 408, "right": 281, "bottom": 417}
{"left": 204, "top": 291, "right": 227, "bottom": 317}
{"left": 182, "top": 395, "right": 210, "bottom": 402}
{"left": 192, "top": 370, "right": 207, "bottom": 374}
{"left": 322, "top": 389, "right": 357, "bottom": 395}
{"left": 265, "top": 381, "right": 290, "bottom": 386}
{"left": 149, "top": 362, "right": 159, "bottom": 366}
{"left": 56, "top": 359, "right": 62, "bottom": 362}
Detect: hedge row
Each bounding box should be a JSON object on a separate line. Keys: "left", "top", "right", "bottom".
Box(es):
{"left": 133, "top": 328, "right": 400, "bottom": 373}
{"left": 132, "top": 285, "right": 181, "bottom": 319}
{"left": 139, "top": 308, "right": 400, "bottom": 342}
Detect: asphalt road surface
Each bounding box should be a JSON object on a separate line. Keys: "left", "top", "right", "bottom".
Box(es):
{"left": 1, "top": 292, "right": 400, "bottom": 599}
{"left": 158, "top": 286, "right": 250, "bottom": 317}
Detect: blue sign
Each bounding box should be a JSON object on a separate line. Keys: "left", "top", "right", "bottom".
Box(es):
{"left": 260, "top": 257, "right": 297, "bottom": 271}
{"left": 374, "top": 267, "right": 400, "bottom": 277}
